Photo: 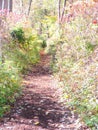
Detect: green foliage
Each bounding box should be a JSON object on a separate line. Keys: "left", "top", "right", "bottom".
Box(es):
{"left": 9, "top": 27, "right": 41, "bottom": 72}
{"left": 52, "top": 16, "right": 98, "bottom": 129}
{"left": 11, "top": 28, "right": 25, "bottom": 43}
{"left": 1, "top": 1, "right": 98, "bottom": 129}
{"left": 0, "top": 19, "right": 42, "bottom": 117}
{"left": 0, "top": 0, "right": 57, "bottom": 119}
{"left": 84, "top": 115, "right": 98, "bottom": 128}
{"left": 41, "top": 40, "right": 47, "bottom": 48}
{"left": 0, "top": 61, "right": 20, "bottom": 117}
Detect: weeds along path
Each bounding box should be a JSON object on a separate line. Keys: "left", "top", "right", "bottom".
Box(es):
{"left": 0, "top": 54, "right": 86, "bottom": 130}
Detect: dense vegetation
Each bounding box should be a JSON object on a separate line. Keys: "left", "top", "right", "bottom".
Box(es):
{"left": 53, "top": 2, "right": 98, "bottom": 129}
{"left": 0, "top": 12, "right": 43, "bottom": 117}
{"left": 0, "top": 0, "right": 98, "bottom": 129}
{"left": 45, "top": 1, "right": 98, "bottom": 129}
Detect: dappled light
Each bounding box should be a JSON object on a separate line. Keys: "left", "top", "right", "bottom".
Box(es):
{"left": 0, "top": 0, "right": 98, "bottom": 129}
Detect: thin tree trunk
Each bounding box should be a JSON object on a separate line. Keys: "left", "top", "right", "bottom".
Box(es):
{"left": 20, "top": 0, "right": 23, "bottom": 13}
{"left": 8, "top": 0, "right": 10, "bottom": 12}
{"left": 61, "top": 0, "right": 66, "bottom": 22}
{"left": 58, "top": 0, "right": 67, "bottom": 23}
{"left": 27, "top": 0, "right": 32, "bottom": 15}
{"left": 21, "top": 0, "right": 23, "bottom": 13}
{"left": 2, "top": 0, "right": 4, "bottom": 13}
{"left": 58, "top": 0, "right": 61, "bottom": 23}
{"left": 0, "top": 38, "right": 2, "bottom": 60}
{"left": 10, "top": 0, "right": 13, "bottom": 12}
{"left": 0, "top": 35, "right": 4, "bottom": 63}
{"left": 1, "top": 0, "right": 4, "bottom": 62}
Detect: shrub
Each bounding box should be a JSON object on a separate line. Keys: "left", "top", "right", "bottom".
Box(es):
{"left": 0, "top": 12, "right": 42, "bottom": 117}
{"left": 54, "top": 2, "right": 98, "bottom": 129}
{"left": 9, "top": 26, "right": 42, "bottom": 72}
{"left": 11, "top": 28, "right": 25, "bottom": 43}
{"left": 0, "top": 61, "right": 21, "bottom": 117}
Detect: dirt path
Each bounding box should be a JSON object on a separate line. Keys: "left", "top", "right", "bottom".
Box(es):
{"left": 0, "top": 54, "right": 87, "bottom": 130}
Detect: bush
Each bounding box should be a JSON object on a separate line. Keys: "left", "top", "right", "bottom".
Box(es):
{"left": 0, "top": 61, "right": 21, "bottom": 117}
{"left": 9, "top": 26, "right": 42, "bottom": 72}
{"left": 11, "top": 28, "right": 25, "bottom": 43}
{"left": 0, "top": 13, "right": 42, "bottom": 117}
{"left": 53, "top": 3, "right": 98, "bottom": 129}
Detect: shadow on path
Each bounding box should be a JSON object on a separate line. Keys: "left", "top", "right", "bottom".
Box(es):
{"left": 0, "top": 54, "right": 79, "bottom": 130}
{"left": 7, "top": 89, "right": 72, "bottom": 129}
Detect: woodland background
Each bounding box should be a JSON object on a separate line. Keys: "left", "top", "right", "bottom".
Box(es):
{"left": 0, "top": 0, "right": 98, "bottom": 129}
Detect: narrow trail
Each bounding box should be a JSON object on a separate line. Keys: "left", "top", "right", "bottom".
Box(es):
{"left": 0, "top": 54, "right": 87, "bottom": 130}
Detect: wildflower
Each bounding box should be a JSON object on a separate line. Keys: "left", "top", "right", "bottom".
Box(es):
{"left": 92, "top": 19, "right": 98, "bottom": 24}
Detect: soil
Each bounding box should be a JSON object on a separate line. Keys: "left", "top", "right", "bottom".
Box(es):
{"left": 0, "top": 54, "right": 89, "bottom": 130}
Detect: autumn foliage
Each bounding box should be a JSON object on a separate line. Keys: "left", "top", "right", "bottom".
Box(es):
{"left": 51, "top": 0, "right": 98, "bottom": 129}
{"left": 63, "top": 1, "right": 98, "bottom": 24}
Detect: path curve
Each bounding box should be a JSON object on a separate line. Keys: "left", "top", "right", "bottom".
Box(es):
{"left": 0, "top": 54, "right": 88, "bottom": 130}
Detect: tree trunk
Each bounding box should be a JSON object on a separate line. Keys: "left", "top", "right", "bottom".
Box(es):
{"left": 2, "top": 0, "right": 4, "bottom": 12}
{"left": 20, "top": 0, "right": 23, "bottom": 13}
{"left": 61, "top": 0, "right": 66, "bottom": 22}
{"left": 8, "top": 0, "right": 12, "bottom": 12}
{"left": 0, "top": 36, "right": 4, "bottom": 63}
{"left": 58, "top": 0, "right": 66, "bottom": 23}
{"left": 58, "top": 0, "right": 61, "bottom": 23}
{"left": 0, "top": 38, "right": 2, "bottom": 60}
{"left": 27, "top": 0, "right": 32, "bottom": 15}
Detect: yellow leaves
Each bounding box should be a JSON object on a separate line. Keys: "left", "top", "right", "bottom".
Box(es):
{"left": 64, "top": 94, "right": 69, "bottom": 99}
{"left": 42, "top": 16, "right": 57, "bottom": 25}
{"left": 34, "top": 121, "right": 40, "bottom": 125}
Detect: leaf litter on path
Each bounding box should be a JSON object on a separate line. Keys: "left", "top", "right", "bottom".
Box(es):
{"left": 0, "top": 54, "right": 90, "bottom": 130}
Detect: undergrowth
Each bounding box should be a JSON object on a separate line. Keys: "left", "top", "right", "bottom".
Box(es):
{"left": 0, "top": 13, "right": 42, "bottom": 117}
{"left": 47, "top": 2, "right": 98, "bottom": 129}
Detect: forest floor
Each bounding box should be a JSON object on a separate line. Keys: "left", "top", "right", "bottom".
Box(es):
{"left": 0, "top": 54, "right": 89, "bottom": 130}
